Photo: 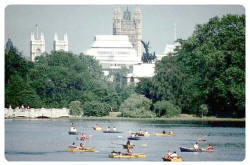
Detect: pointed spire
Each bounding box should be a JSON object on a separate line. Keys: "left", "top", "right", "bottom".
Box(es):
{"left": 40, "top": 32, "right": 44, "bottom": 41}
{"left": 54, "top": 33, "right": 58, "bottom": 41}
{"left": 64, "top": 33, "right": 68, "bottom": 41}
{"left": 31, "top": 32, "right": 35, "bottom": 41}
{"left": 174, "top": 22, "right": 177, "bottom": 42}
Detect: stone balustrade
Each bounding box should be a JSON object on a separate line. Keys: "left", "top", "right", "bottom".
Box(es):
{"left": 5, "top": 108, "right": 69, "bottom": 119}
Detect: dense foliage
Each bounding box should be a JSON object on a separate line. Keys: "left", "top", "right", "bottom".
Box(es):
{"left": 5, "top": 50, "right": 135, "bottom": 116}
{"left": 69, "top": 100, "right": 83, "bottom": 116}
{"left": 137, "top": 14, "right": 245, "bottom": 118}
{"left": 153, "top": 100, "right": 181, "bottom": 117}
{"left": 119, "top": 94, "right": 155, "bottom": 118}
{"left": 83, "top": 101, "right": 110, "bottom": 117}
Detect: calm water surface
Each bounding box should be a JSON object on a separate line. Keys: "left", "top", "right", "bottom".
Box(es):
{"left": 5, "top": 119, "right": 245, "bottom": 161}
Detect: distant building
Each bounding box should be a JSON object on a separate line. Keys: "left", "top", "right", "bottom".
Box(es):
{"left": 113, "top": 7, "right": 142, "bottom": 58}
{"left": 124, "top": 63, "right": 155, "bottom": 85}
{"left": 53, "top": 33, "right": 68, "bottom": 51}
{"left": 156, "top": 42, "right": 181, "bottom": 60}
{"left": 84, "top": 35, "right": 141, "bottom": 73}
{"left": 30, "top": 32, "right": 45, "bottom": 61}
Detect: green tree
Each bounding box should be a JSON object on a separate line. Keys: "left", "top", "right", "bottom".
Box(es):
{"left": 199, "top": 104, "right": 209, "bottom": 118}
{"left": 69, "top": 100, "right": 83, "bottom": 116}
{"left": 83, "top": 101, "right": 110, "bottom": 117}
{"left": 153, "top": 100, "right": 181, "bottom": 117}
{"left": 177, "top": 14, "right": 245, "bottom": 117}
{"left": 119, "top": 94, "right": 155, "bottom": 118}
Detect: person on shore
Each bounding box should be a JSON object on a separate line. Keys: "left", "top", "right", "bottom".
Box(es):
{"left": 9, "top": 105, "right": 12, "bottom": 109}
{"left": 194, "top": 142, "right": 199, "bottom": 150}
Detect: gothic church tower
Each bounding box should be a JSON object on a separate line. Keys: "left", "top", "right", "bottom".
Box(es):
{"left": 113, "top": 7, "right": 142, "bottom": 58}
{"left": 53, "top": 33, "right": 68, "bottom": 51}
{"left": 30, "top": 32, "right": 45, "bottom": 61}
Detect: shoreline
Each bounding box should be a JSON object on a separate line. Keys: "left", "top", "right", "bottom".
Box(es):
{"left": 5, "top": 115, "right": 245, "bottom": 122}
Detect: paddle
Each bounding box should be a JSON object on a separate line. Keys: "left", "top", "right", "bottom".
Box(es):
{"left": 111, "top": 142, "right": 146, "bottom": 147}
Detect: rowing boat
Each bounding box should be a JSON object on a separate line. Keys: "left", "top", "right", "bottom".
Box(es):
{"left": 93, "top": 127, "right": 102, "bottom": 131}
{"left": 137, "top": 133, "right": 150, "bottom": 137}
{"left": 109, "top": 153, "right": 146, "bottom": 158}
{"left": 128, "top": 136, "right": 141, "bottom": 140}
{"left": 180, "top": 147, "right": 213, "bottom": 152}
{"left": 162, "top": 156, "right": 183, "bottom": 162}
{"left": 66, "top": 147, "right": 96, "bottom": 152}
{"left": 68, "top": 131, "right": 78, "bottom": 135}
{"left": 155, "top": 133, "right": 176, "bottom": 136}
{"left": 103, "top": 130, "right": 123, "bottom": 133}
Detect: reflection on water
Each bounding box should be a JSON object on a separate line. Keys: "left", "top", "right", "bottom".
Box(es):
{"left": 5, "top": 119, "right": 245, "bottom": 161}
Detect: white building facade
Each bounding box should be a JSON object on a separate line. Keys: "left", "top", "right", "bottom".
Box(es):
{"left": 84, "top": 35, "right": 141, "bottom": 73}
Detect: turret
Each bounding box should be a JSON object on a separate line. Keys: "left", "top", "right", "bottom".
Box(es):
{"left": 134, "top": 7, "right": 142, "bottom": 58}
{"left": 113, "top": 7, "right": 121, "bottom": 34}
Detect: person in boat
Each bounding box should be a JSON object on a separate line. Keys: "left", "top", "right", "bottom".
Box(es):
{"left": 107, "top": 126, "right": 111, "bottom": 131}
{"left": 168, "top": 131, "right": 174, "bottom": 135}
{"left": 138, "top": 129, "right": 143, "bottom": 135}
{"left": 206, "top": 144, "right": 213, "bottom": 150}
{"left": 127, "top": 148, "right": 132, "bottom": 155}
{"left": 70, "top": 123, "right": 76, "bottom": 132}
{"left": 112, "top": 126, "right": 117, "bottom": 131}
{"left": 163, "top": 150, "right": 172, "bottom": 160}
{"left": 80, "top": 133, "right": 86, "bottom": 141}
{"left": 170, "top": 151, "right": 178, "bottom": 158}
{"left": 194, "top": 142, "right": 199, "bottom": 150}
{"left": 111, "top": 150, "right": 117, "bottom": 155}
{"left": 162, "top": 130, "right": 166, "bottom": 134}
{"left": 71, "top": 142, "right": 77, "bottom": 148}
{"left": 126, "top": 140, "right": 131, "bottom": 145}
{"left": 79, "top": 143, "right": 85, "bottom": 150}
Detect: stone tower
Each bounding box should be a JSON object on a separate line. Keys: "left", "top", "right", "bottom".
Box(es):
{"left": 113, "top": 7, "right": 142, "bottom": 58}
{"left": 53, "top": 33, "right": 68, "bottom": 51}
{"left": 30, "top": 32, "right": 45, "bottom": 61}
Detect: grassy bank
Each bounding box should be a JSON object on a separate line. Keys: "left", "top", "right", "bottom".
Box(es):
{"left": 69, "top": 113, "right": 245, "bottom": 122}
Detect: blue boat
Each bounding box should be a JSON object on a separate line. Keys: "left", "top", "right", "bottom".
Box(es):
{"left": 180, "top": 147, "right": 213, "bottom": 152}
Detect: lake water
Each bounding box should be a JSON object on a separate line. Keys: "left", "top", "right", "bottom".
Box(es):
{"left": 5, "top": 119, "right": 245, "bottom": 161}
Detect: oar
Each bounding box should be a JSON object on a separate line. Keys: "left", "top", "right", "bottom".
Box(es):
{"left": 111, "top": 142, "right": 135, "bottom": 146}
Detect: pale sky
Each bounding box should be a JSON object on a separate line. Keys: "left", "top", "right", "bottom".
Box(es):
{"left": 5, "top": 5, "right": 245, "bottom": 59}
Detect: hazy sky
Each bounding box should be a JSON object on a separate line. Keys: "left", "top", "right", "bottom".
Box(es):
{"left": 5, "top": 5, "right": 245, "bottom": 58}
